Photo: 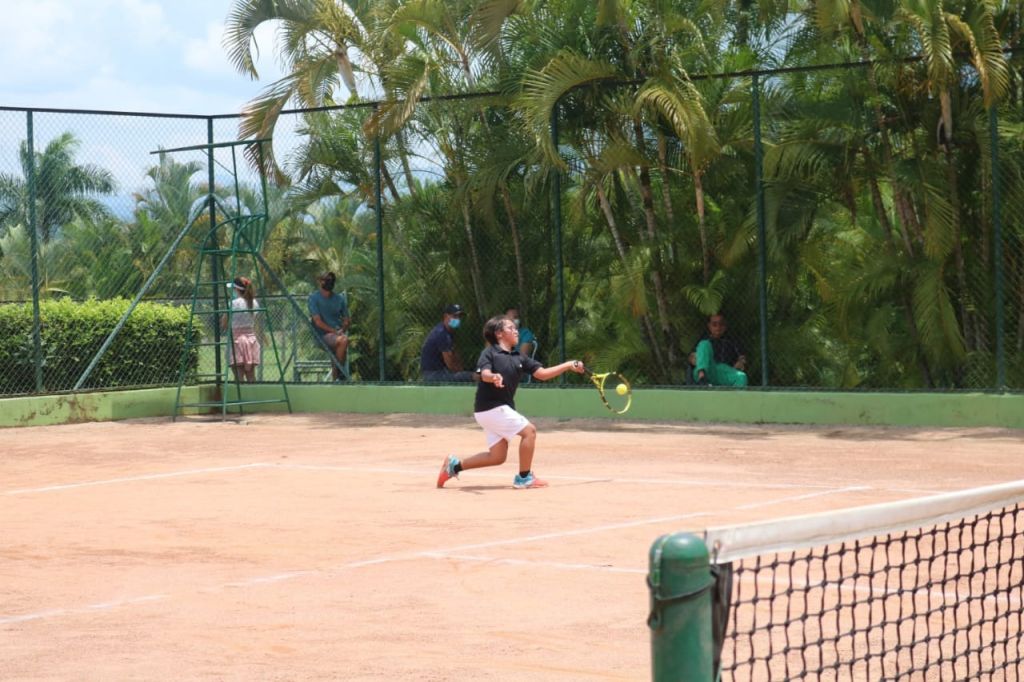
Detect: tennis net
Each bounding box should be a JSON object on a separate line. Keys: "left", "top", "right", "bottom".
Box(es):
{"left": 696, "top": 481, "right": 1024, "bottom": 680}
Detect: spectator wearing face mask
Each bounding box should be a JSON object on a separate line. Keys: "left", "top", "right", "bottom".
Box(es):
{"left": 308, "top": 271, "right": 350, "bottom": 381}
{"left": 420, "top": 303, "right": 475, "bottom": 382}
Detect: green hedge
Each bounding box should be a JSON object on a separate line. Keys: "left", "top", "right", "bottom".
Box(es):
{"left": 0, "top": 298, "right": 199, "bottom": 395}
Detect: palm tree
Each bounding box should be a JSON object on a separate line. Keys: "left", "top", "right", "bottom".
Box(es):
{"left": 0, "top": 132, "right": 115, "bottom": 244}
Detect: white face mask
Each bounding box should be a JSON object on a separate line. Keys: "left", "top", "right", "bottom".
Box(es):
{"left": 513, "top": 318, "right": 521, "bottom": 328}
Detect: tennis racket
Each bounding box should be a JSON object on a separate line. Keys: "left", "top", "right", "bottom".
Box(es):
{"left": 578, "top": 363, "right": 632, "bottom": 414}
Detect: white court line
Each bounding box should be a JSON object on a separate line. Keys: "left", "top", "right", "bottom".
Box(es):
{"left": 3, "top": 463, "right": 272, "bottom": 496}
{"left": 0, "top": 595, "right": 168, "bottom": 625}
{"left": 422, "top": 552, "right": 646, "bottom": 574}
{"left": 2, "top": 460, "right": 946, "bottom": 500}
{"left": 0, "top": 465, "right": 880, "bottom": 625}
{"left": 429, "top": 512, "right": 712, "bottom": 554}
{"left": 0, "top": 510, "right": 712, "bottom": 625}
{"left": 275, "top": 462, "right": 860, "bottom": 492}
{"left": 0, "top": 478, "right": 873, "bottom": 626}
{"left": 736, "top": 486, "right": 870, "bottom": 510}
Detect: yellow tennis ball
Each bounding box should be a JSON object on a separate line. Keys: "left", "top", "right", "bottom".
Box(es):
{"left": 615, "top": 383, "right": 628, "bottom": 396}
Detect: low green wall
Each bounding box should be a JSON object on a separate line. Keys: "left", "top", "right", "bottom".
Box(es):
{"left": 2, "top": 384, "right": 1023, "bottom": 429}
{"left": 0, "top": 386, "right": 209, "bottom": 428}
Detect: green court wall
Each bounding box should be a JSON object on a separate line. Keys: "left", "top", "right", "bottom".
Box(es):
{"left": 2, "top": 384, "right": 1022, "bottom": 429}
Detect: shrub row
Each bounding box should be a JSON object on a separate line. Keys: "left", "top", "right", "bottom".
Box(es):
{"left": 0, "top": 298, "right": 199, "bottom": 395}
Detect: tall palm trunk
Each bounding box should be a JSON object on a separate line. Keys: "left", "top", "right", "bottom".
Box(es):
{"left": 944, "top": 149, "right": 973, "bottom": 351}
{"left": 596, "top": 181, "right": 667, "bottom": 369}
{"left": 633, "top": 120, "right": 677, "bottom": 373}
{"left": 498, "top": 180, "right": 528, "bottom": 318}
{"left": 656, "top": 135, "right": 677, "bottom": 263}
{"left": 865, "top": 158, "right": 935, "bottom": 384}
{"left": 851, "top": 1, "right": 924, "bottom": 252}
{"left": 381, "top": 163, "right": 401, "bottom": 203}
{"left": 460, "top": 199, "right": 487, "bottom": 318}
{"left": 694, "top": 168, "right": 710, "bottom": 285}
{"left": 397, "top": 131, "right": 418, "bottom": 198}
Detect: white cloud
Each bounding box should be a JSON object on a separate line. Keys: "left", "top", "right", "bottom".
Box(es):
{"left": 183, "top": 20, "right": 283, "bottom": 83}
{"left": 183, "top": 21, "right": 236, "bottom": 77}
{"left": 10, "top": 73, "right": 251, "bottom": 115}
{"left": 0, "top": 1, "right": 286, "bottom": 115}
{"left": 0, "top": 1, "right": 86, "bottom": 85}
{"left": 111, "top": 0, "right": 175, "bottom": 46}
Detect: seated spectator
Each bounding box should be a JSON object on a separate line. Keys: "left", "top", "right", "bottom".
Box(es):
{"left": 504, "top": 307, "right": 536, "bottom": 358}
{"left": 308, "top": 271, "right": 350, "bottom": 381}
{"left": 421, "top": 303, "right": 475, "bottom": 382}
{"left": 690, "top": 312, "right": 748, "bottom": 387}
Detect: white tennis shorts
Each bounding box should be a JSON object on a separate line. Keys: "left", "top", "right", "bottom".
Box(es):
{"left": 473, "top": 405, "right": 531, "bottom": 448}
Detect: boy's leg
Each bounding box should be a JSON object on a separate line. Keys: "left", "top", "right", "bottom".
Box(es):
{"left": 459, "top": 439, "right": 510, "bottom": 470}
{"left": 437, "top": 440, "right": 509, "bottom": 487}
{"left": 512, "top": 423, "right": 548, "bottom": 488}
{"left": 514, "top": 423, "right": 537, "bottom": 472}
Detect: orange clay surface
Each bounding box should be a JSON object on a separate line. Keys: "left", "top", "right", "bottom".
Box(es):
{"left": 2, "top": 412, "right": 1023, "bottom": 681}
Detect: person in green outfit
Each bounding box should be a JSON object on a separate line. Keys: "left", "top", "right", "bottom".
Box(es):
{"left": 690, "top": 312, "right": 748, "bottom": 387}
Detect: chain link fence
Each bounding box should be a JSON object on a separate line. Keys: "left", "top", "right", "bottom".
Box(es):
{"left": 2, "top": 59, "right": 1023, "bottom": 397}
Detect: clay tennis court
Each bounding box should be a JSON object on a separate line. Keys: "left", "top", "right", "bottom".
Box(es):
{"left": 3, "top": 413, "right": 1023, "bottom": 680}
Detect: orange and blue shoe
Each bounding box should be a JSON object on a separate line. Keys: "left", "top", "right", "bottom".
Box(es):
{"left": 436, "top": 455, "right": 460, "bottom": 488}
{"left": 513, "top": 472, "right": 548, "bottom": 489}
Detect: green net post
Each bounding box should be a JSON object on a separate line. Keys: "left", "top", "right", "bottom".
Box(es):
{"left": 648, "top": 532, "right": 715, "bottom": 681}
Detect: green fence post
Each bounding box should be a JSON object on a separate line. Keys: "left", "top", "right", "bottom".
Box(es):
{"left": 25, "top": 111, "right": 43, "bottom": 393}
{"left": 207, "top": 118, "right": 223, "bottom": 384}
{"left": 752, "top": 73, "right": 769, "bottom": 387}
{"left": 648, "top": 532, "right": 715, "bottom": 681}
{"left": 989, "top": 105, "right": 1006, "bottom": 389}
{"left": 551, "top": 104, "right": 566, "bottom": 372}
{"left": 374, "top": 128, "right": 387, "bottom": 382}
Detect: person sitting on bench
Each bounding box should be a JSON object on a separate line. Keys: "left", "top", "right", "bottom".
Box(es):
{"left": 308, "top": 271, "right": 350, "bottom": 381}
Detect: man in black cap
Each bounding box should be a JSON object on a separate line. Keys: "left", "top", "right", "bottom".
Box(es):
{"left": 420, "top": 303, "right": 474, "bottom": 382}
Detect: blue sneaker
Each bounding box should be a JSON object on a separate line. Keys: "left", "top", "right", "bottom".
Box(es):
{"left": 513, "top": 472, "right": 548, "bottom": 489}
{"left": 436, "top": 455, "right": 460, "bottom": 488}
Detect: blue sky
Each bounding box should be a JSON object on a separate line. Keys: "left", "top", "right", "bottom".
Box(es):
{"left": 1, "top": 0, "right": 286, "bottom": 115}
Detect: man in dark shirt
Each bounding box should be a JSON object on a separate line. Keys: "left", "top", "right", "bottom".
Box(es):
{"left": 435, "top": 315, "right": 585, "bottom": 489}
{"left": 691, "top": 312, "right": 748, "bottom": 387}
{"left": 420, "top": 304, "right": 475, "bottom": 382}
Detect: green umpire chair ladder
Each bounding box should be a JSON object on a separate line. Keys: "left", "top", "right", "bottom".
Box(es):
{"left": 170, "top": 139, "right": 292, "bottom": 419}
{"left": 70, "top": 138, "right": 316, "bottom": 413}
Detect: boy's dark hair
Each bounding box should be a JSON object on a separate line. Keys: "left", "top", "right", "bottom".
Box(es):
{"left": 482, "top": 315, "right": 510, "bottom": 345}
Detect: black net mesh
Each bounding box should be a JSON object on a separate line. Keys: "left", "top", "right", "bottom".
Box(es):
{"left": 718, "top": 505, "right": 1024, "bottom": 680}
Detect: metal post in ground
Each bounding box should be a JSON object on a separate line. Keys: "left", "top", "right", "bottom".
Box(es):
{"left": 648, "top": 532, "right": 716, "bottom": 681}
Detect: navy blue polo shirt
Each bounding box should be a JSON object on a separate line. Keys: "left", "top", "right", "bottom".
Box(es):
{"left": 421, "top": 322, "right": 455, "bottom": 372}
{"left": 474, "top": 344, "right": 542, "bottom": 412}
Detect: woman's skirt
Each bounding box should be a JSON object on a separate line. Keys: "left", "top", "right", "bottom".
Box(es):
{"left": 229, "top": 332, "right": 261, "bottom": 366}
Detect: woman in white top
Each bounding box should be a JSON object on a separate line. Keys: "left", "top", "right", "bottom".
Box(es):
{"left": 222, "top": 276, "right": 261, "bottom": 382}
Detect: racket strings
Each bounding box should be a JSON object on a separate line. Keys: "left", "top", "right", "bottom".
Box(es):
{"left": 601, "top": 373, "right": 631, "bottom": 413}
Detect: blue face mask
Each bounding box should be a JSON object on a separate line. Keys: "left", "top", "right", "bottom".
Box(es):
{"left": 449, "top": 317, "right": 461, "bottom": 329}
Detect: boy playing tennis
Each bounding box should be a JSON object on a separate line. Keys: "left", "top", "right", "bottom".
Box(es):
{"left": 436, "top": 315, "right": 585, "bottom": 489}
